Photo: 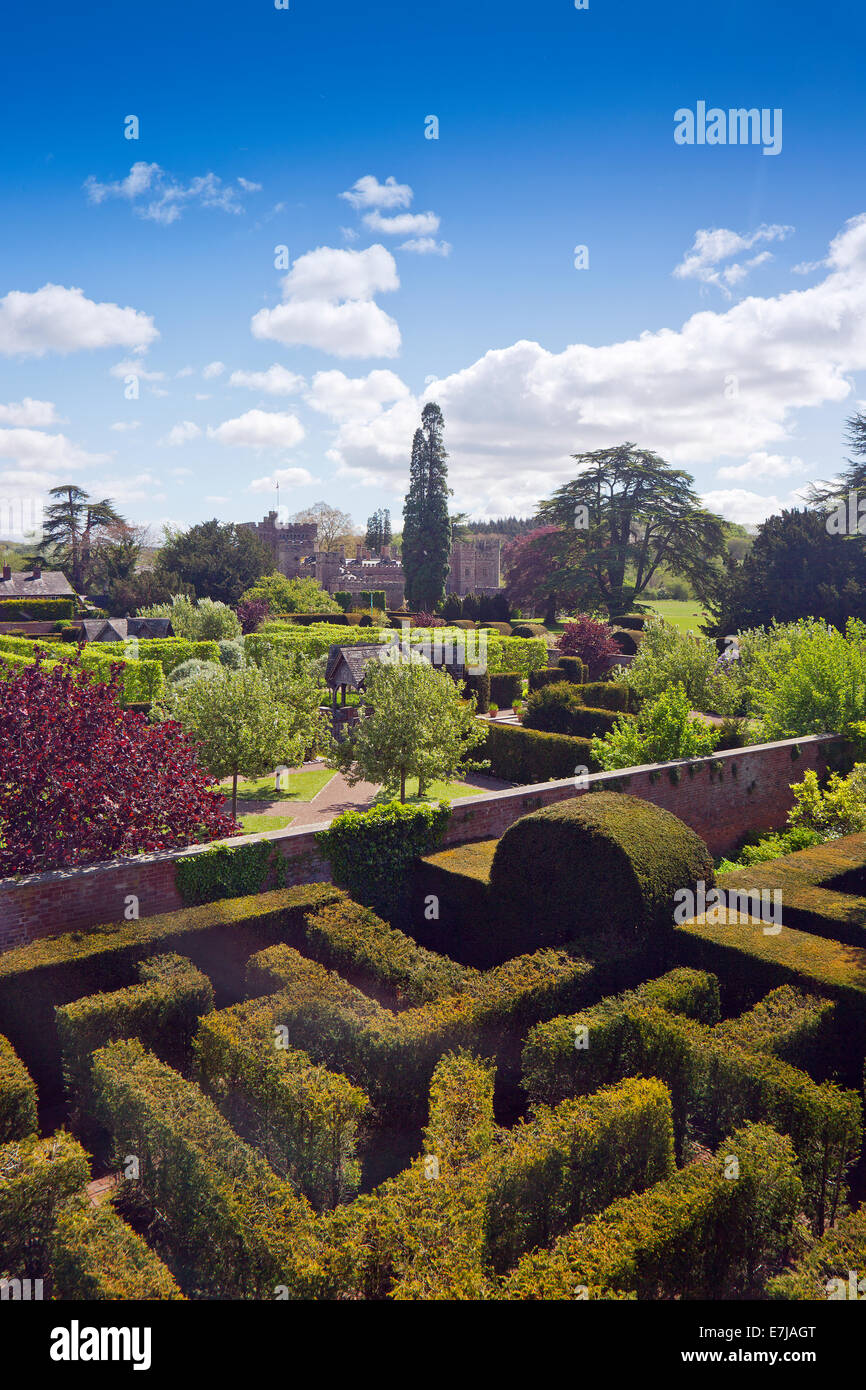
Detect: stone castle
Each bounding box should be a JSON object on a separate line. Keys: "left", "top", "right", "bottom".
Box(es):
{"left": 241, "top": 511, "right": 501, "bottom": 607}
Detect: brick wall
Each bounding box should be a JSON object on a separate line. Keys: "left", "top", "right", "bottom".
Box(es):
{"left": 0, "top": 735, "right": 834, "bottom": 951}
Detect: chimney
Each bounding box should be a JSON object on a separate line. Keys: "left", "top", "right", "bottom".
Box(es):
{"left": 31, "top": 565, "right": 41, "bottom": 579}
{"left": 1, "top": 564, "right": 10, "bottom": 581}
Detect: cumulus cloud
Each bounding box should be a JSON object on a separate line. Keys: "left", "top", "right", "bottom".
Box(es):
{"left": 674, "top": 224, "right": 794, "bottom": 296}
{"left": 249, "top": 466, "right": 315, "bottom": 492}
{"left": 109, "top": 419, "right": 142, "bottom": 432}
{"left": 0, "top": 284, "right": 157, "bottom": 357}
{"left": 84, "top": 162, "right": 260, "bottom": 225}
{"left": 326, "top": 214, "right": 866, "bottom": 521}
{"left": 208, "top": 409, "right": 306, "bottom": 450}
{"left": 399, "top": 237, "right": 452, "bottom": 256}
{"left": 229, "top": 364, "right": 306, "bottom": 395}
{"left": 202, "top": 361, "right": 225, "bottom": 379}
{"left": 86, "top": 471, "right": 166, "bottom": 504}
{"left": 716, "top": 451, "right": 807, "bottom": 482}
{"left": 108, "top": 359, "right": 166, "bottom": 382}
{"left": 700, "top": 489, "right": 798, "bottom": 525}
{"left": 159, "top": 421, "right": 201, "bottom": 446}
{"left": 251, "top": 245, "right": 401, "bottom": 358}
{"left": 339, "top": 175, "right": 413, "bottom": 210}
{"left": 307, "top": 369, "right": 410, "bottom": 422}
{"left": 0, "top": 399, "right": 60, "bottom": 427}
{"left": 0, "top": 428, "right": 112, "bottom": 497}
{"left": 362, "top": 211, "right": 439, "bottom": 236}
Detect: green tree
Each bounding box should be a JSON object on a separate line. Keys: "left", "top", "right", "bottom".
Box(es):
{"left": 155, "top": 520, "right": 273, "bottom": 605}
{"left": 291, "top": 501, "right": 356, "bottom": 553}
{"left": 536, "top": 443, "right": 726, "bottom": 618}
{"left": 161, "top": 654, "right": 326, "bottom": 818}
{"left": 590, "top": 683, "right": 720, "bottom": 770}
{"left": 331, "top": 653, "right": 488, "bottom": 801}
{"left": 807, "top": 409, "right": 866, "bottom": 509}
{"left": 705, "top": 509, "right": 866, "bottom": 636}
{"left": 137, "top": 594, "right": 242, "bottom": 640}
{"left": 402, "top": 403, "right": 452, "bottom": 611}
{"left": 240, "top": 573, "right": 337, "bottom": 614}
{"left": 34, "top": 485, "right": 125, "bottom": 591}
{"left": 365, "top": 508, "right": 392, "bottom": 554}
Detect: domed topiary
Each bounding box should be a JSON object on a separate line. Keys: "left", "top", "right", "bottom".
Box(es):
{"left": 488, "top": 791, "right": 714, "bottom": 954}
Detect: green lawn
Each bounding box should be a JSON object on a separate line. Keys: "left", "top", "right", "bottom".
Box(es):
{"left": 374, "top": 777, "right": 490, "bottom": 805}
{"left": 221, "top": 767, "right": 335, "bottom": 802}
{"left": 643, "top": 599, "right": 708, "bottom": 634}
{"left": 238, "top": 812, "right": 294, "bottom": 834}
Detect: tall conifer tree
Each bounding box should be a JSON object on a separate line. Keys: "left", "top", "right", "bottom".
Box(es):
{"left": 402, "top": 403, "right": 451, "bottom": 609}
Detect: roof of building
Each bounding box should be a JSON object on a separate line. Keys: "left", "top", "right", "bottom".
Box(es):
{"left": 80, "top": 617, "right": 174, "bottom": 642}
{"left": 0, "top": 569, "right": 76, "bottom": 599}
{"left": 325, "top": 642, "right": 386, "bottom": 689}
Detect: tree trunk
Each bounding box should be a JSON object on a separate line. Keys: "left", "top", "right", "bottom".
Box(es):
{"left": 417, "top": 775, "right": 426, "bottom": 800}
{"left": 231, "top": 769, "right": 239, "bottom": 822}
{"left": 399, "top": 766, "right": 406, "bottom": 803}
{"left": 543, "top": 591, "right": 557, "bottom": 626}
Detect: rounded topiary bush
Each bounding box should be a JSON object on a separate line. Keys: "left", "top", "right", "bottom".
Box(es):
{"left": 522, "top": 681, "right": 586, "bottom": 734}
{"left": 488, "top": 791, "right": 714, "bottom": 954}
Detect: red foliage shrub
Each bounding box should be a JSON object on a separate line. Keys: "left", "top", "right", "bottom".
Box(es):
{"left": 0, "top": 653, "right": 238, "bottom": 875}
{"left": 556, "top": 615, "right": 623, "bottom": 679}
{"left": 236, "top": 598, "right": 270, "bottom": 634}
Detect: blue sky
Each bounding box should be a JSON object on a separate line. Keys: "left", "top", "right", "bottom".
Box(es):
{"left": 1, "top": 0, "right": 865, "bottom": 541}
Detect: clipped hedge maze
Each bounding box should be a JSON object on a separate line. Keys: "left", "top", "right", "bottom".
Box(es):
{"left": 4, "top": 805, "right": 866, "bottom": 1300}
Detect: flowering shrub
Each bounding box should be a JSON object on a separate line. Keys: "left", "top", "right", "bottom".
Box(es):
{"left": 556, "top": 616, "right": 623, "bottom": 679}
{"left": 0, "top": 654, "right": 236, "bottom": 875}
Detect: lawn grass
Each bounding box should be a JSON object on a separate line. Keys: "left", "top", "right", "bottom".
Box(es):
{"left": 238, "top": 812, "right": 294, "bottom": 834}
{"left": 373, "top": 777, "right": 490, "bottom": 805}
{"left": 221, "top": 766, "right": 335, "bottom": 802}
{"left": 643, "top": 599, "right": 708, "bottom": 634}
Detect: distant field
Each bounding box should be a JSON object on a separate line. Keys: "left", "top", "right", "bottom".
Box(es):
{"left": 643, "top": 599, "right": 708, "bottom": 633}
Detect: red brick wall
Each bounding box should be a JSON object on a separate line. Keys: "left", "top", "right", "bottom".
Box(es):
{"left": 0, "top": 735, "right": 834, "bottom": 951}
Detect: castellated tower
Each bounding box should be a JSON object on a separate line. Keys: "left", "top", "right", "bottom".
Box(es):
{"left": 446, "top": 538, "right": 502, "bottom": 597}
{"left": 239, "top": 511, "right": 318, "bottom": 578}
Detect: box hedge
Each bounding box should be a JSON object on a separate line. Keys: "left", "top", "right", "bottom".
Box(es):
{"left": 558, "top": 656, "right": 588, "bottom": 683}
{"left": 481, "top": 722, "right": 597, "bottom": 783}
{"left": 50, "top": 1201, "right": 185, "bottom": 1300}
{"left": 767, "top": 1203, "right": 866, "bottom": 1299}
{"left": 0, "top": 1034, "right": 38, "bottom": 1143}
{"left": 577, "top": 681, "right": 633, "bottom": 712}
{"left": 89, "top": 1038, "right": 315, "bottom": 1298}
{"left": 500, "top": 1123, "right": 802, "bottom": 1300}
{"left": 463, "top": 670, "right": 490, "bottom": 713}
{"left": 0, "top": 884, "right": 341, "bottom": 1093}
{"left": 0, "top": 633, "right": 164, "bottom": 705}
{"left": 0, "top": 597, "right": 77, "bottom": 621}
{"left": 316, "top": 799, "right": 450, "bottom": 923}
{"left": 528, "top": 666, "right": 567, "bottom": 691}
{"left": 56, "top": 953, "right": 214, "bottom": 1125}
{"left": 193, "top": 998, "right": 370, "bottom": 1209}
{"left": 488, "top": 792, "right": 715, "bottom": 956}
{"left": 524, "top": 991, "right": 860, "bottom": 1230}
{"left": 0, "top": 1132, "right": 91, "bottom": 1277}
{"left": 409, "top": 840, "right": 499, "bottom": 966}
{"left": 489, "top": 672, "right": 522, "bottom": 707}
{"left": 717, "top": 833, "right": 866, "bottom": 950}
{"left": 98, "top": 637, "right": 220, "bottom": 674}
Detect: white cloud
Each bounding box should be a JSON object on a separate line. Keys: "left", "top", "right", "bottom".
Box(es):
{"left": 362, "top": 210, "right": 439, "bottom": 236}
{"left": 0, "top": 284, "right": 157, "bottom": 357}
{"left": 110, "top": 419, "right": 142, "bottom": 432}
{"left": 229, "top": 364, "right": 306, "bottom": 396}
{"left": 208, "top": 408, "right": 306, "bottom": 450}
{"left": 86, "top": 471, "right": 165, "bottom": 504}
{"left": 792, "top": 260, "right": 826, "bottom": 276}
{"left": 716, "top": 451, "right": 807, "bottom": 482}
{"left": 0, "top": 428, "right": 112, "bottom": 490}
{"left": 84, "top": 162, "right": 259, "bottom": 225}
{"left": 339, "top": 175, "right": 413, "bottom": 210}
{"left": 202, "top": 361, "right": 225, "bottom": 379}
{"left": 701, "top": 489, "right": 796, "bottom": 525}
{"left": 674, "top": 224, "right": 794, "bottom": 296}
{"left": 399, "top": 237, "right": 452, "bottom": 257}
{"left": 0, "top": 398, "right": 60, "bottom": 427}
{"left": 176, "top": 366, "right": 195, "bottom": 378}
{"left": 251, "top": 245, "right": 401, "bottom": 358}
{"left": 109, "top": 358, "right": 166, "bottom": 382}
{"left": 160, "top": 421, "right": 202, "bottom": 446}
{"left": 249, "top": 466, "right": 315, "bottom": 492}
{"left": 307, "top": 369, "right": 410, "bottom": 422}
{"left": 328, "top": 214, "right": 866, "bottom": 516}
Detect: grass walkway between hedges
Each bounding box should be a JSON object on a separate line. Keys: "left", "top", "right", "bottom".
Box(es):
{"left": 644, "top": 599, "right": 708, "bottom": 633}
